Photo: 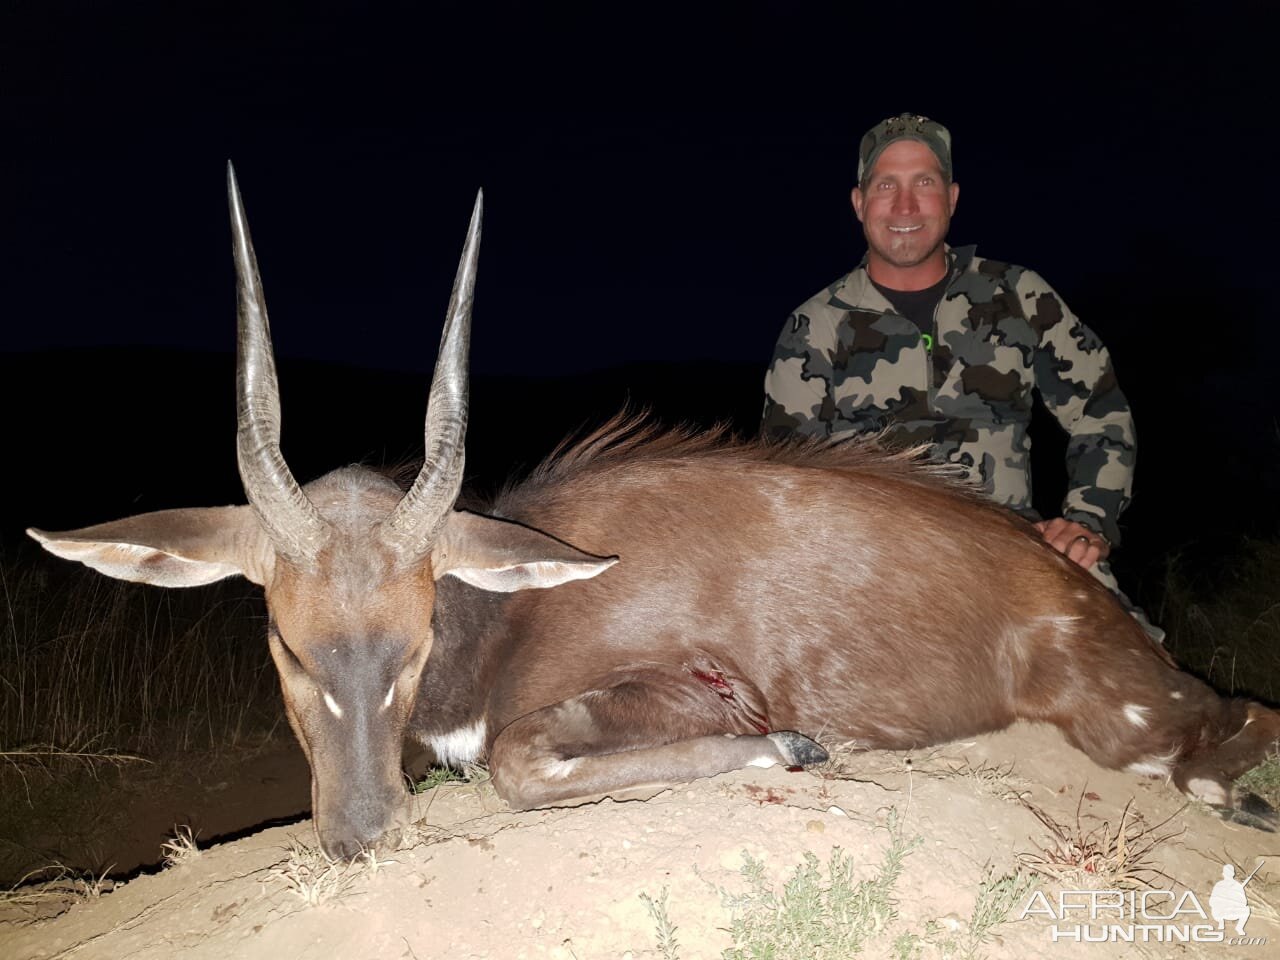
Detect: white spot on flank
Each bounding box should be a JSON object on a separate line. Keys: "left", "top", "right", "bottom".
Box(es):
{"left": 1123, "top": 704, "right": 1150, "bottom": 729}
{"left": 323, "top": 692, "right": 344, "bottom": 719}
{"left": 428, "top": 719, "right": 486, "bottom": 766}
{"left": 1169, "top": 690, "right": 1183, "bottom": 700}
{"left": 381, "top": 683, "right": 395, "bottom": 710}
{"left": 540, "top": 757, "right": 582, "bottom": 780}
{"left": 747, "top": 755, "right": 779, "bottom": 769}
{"left": 1186, "top": 777, "right": 1229, "bottom": 806}
{"left": 1128, "top": 742, "right": 1182, "bottom": 778}
{"left": 1038, "top": 613, "right": 1084, "bottom": 627}
{"left": 1126, "top": 759, "right": 1170, "bottom": 777}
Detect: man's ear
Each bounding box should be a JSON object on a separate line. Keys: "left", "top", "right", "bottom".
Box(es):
{"left": 850, "top": 185, "right": 865, "bottom": 222}
{"left": 430, "top": 510, "right": 617, "bottom": 593}
{"left": 28, "top": 505, "right": 272, "bottom": 587}
{"left": 948, "top": 181, "right": 959, "bottom": 216}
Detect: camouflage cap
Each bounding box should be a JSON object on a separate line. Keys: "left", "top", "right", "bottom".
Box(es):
{"left": 857, "top": 113, "right": 953, "bottom": 184}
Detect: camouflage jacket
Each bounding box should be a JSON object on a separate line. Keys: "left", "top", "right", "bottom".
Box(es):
{"left": 762, "top": 246, "right": 1135, "bottom": 546}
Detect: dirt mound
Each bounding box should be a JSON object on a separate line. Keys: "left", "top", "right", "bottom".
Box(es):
{"left": 3, "top": 724, "right": 1276, "bottom": 959}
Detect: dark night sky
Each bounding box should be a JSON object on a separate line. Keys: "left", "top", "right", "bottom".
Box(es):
{"left": 3, "top": 1, "right": 1276, "bottom": 554}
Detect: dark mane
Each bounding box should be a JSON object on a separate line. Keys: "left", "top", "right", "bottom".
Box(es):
{"left": 512, "top": 409, "right": 977, "bottom": 494}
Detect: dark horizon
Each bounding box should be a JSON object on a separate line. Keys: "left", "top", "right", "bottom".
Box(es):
{"left": 7, "top": 4, "right": 1272, "bottom": 368}
{"left": 5, "top": 2, "right": 1276, "bottom": 572}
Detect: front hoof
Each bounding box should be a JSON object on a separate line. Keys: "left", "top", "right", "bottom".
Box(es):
{"left": 767, "top": 731, "right": 829, "bottom": 767}
{"left": 1216, "top": 792, "right": 1278, "bottom": 832}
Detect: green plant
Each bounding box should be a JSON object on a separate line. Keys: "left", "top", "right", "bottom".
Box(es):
{"left": 719, "top": 812, "right": 920, "bottom": 959}
{"left": 958, "top": 868, "right": 1034, "bottom": 957}
{"left": 1235, "top": 751, "right": 1280, "bottom": 809}
{"left": 640, "top": 886, "right": 681, "bottom": 960}
{"left": 412, "top": 765, "right": 466, "bottom": 793}
{"left": 891, "top": 930, "right": 924, "bottom": 959}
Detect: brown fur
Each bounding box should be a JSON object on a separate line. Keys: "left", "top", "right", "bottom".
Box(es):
{"left": 35, "top": 412, "right": 1280, "bottom": 856}
{"left": 410, "top": 413, "right": 1280, "bottom": 821}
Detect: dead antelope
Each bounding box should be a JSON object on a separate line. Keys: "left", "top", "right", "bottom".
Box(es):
{"left": 29, "top": 167, "right": 1280, "bottom": 859}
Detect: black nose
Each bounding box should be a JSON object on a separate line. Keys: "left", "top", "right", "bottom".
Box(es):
{"left": 321, "top": 824, "right": 404, "bottom": 861}
{"left": 321, "top": 834, "right": 367, "bottom": 862}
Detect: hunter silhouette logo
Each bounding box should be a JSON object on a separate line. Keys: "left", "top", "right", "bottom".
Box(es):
{"left": 1209, "top": 861, "right": 1261, "bottom": 936}
{"left": 1021, "top": 858, "right": 1268, "bottom": 945}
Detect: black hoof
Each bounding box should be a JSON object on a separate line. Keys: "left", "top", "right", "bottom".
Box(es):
{"left": 768, "top": 731, "right": 829, "bottom": 767}
{"left": 1214, "top": 793, "right": 1278, "bottom": 832}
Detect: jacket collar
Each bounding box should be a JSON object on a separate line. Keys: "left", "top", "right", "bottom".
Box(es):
{"left": 828, "top": 244, "right": 977, "bottom": 312}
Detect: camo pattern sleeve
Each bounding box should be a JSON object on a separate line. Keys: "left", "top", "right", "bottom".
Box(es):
{"left": 1020, "top": 269, "right": 1136, "bottom": 546}
{"left": 761, "top": 299, "right": 838, "bottom": 441}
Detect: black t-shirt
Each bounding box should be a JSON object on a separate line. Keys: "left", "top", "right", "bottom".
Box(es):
{"left": 871, "top": 274, "right": 948, "bottom": 351}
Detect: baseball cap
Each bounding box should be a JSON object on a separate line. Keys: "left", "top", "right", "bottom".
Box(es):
{"left": 857, "top": 113, "right": 953, "bottom": 184}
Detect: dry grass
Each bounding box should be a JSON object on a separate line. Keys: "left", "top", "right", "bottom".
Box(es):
{"left": 1016, "top": 794, "right": 1183, "bottom": 890}
{"left": 937, "top": 758, "right": 1031, "bottom": 803}
{"left": 268, "top": 837, "right": 392, "bottom": 907}
{"left": 161, "top": 826, "right": 201, "bottom": 868}
{"left": 1, "top": 546, "right": 287, "bottom": 886}
{"left": 0, "top": 745, "right": 152, "bottom": 804}
{"left": 0, "top": 863, "right": 116, "bottom": 921}
{"left": 1, "top": 549, "right": 280, "bottom": 759}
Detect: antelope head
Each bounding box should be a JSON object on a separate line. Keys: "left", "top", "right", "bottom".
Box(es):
{"left": 28, "top": 167, "right": 616, "bottom": 858}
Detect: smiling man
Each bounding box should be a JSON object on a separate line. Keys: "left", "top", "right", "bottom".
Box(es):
{"left": 763, "top": 113, "right": 1158, "bottom": 636}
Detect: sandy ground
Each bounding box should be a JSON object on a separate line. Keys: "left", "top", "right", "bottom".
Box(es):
{"left": 2, "top": 723, "right": 1277, "bottom": 959}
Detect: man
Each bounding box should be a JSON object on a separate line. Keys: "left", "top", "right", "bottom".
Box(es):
{"left": 763, "top": 113, "right": 1155, "bottom": 633}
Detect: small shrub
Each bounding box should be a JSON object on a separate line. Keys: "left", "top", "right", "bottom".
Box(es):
{"left": 719, "top": 811, "right": 920, "bottom": 959}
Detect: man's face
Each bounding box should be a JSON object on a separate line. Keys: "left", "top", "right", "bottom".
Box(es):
{"left": 851, "top": 139, "right": 959, "bottom": 274}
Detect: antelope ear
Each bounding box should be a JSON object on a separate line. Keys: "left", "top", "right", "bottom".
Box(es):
{"left": 431, "top": 510, "right": 617, "bottom": 592}
{"left": 27, "top": 505, "right": 270, "bottom": 587}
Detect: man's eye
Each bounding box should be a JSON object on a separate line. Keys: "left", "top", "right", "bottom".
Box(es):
{"left": 919, "top": 177, "right": 934, "bottom": 185}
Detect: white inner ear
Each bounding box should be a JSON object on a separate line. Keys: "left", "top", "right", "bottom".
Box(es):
{"left": 36, "top": 539, "right": 156, "bottom": 562}
{"left": 444, "top": 558, "right": 616, "bottom": 593}
{"left": 35, "top": 538, "right": 241, "bottom": 587}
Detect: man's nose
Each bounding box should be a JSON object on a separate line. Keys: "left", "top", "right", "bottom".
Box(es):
{"left": 891, "top": 187, "right": 919, "bottom": 216}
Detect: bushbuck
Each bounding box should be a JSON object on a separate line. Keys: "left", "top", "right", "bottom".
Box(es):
{"left": 29, "top": 167, "right": 1280, "bottom": 858}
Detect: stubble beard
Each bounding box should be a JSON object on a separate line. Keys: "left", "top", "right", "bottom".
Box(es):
{"left": 871, "top": 226, "right": 946, "bottom": 270}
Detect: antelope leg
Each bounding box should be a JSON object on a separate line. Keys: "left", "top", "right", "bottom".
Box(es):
{"left": 487, "top": 672, "right": 826, "bottom": 809}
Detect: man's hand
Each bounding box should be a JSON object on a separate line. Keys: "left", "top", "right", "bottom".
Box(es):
{"left": 1034, "top": 517, "right": 1110, "bottom": 569}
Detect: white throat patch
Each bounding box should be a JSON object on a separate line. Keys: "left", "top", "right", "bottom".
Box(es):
{"left": 428, "top": 719, "right": 487, "bottom": 766}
